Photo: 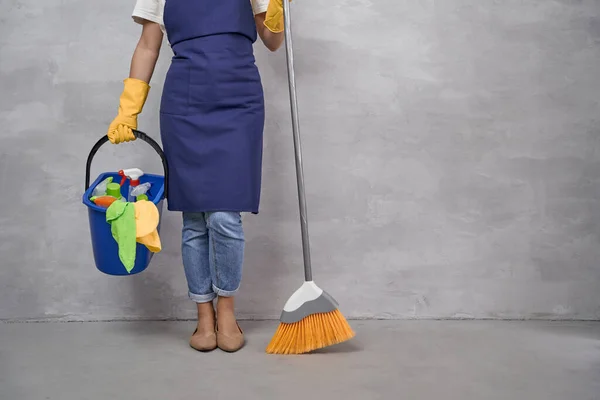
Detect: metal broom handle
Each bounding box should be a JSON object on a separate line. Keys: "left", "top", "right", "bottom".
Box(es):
{"left": 283, "top": 0, "right": 312, "bottom": 282}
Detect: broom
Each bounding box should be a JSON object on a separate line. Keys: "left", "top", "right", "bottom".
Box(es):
{"left": 265, "top": 0, "right": 355, "bottom": 355}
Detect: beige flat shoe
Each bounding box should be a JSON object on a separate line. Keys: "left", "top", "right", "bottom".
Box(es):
{"left": 216, "top": 322, "right": 245, "bottom": 353}
{"left": 190, "top": 328, "right": 217, "bottom": 352}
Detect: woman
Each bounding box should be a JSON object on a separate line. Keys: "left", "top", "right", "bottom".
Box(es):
{"left": 106, "top": 0, "right": 287, "bottom": 352}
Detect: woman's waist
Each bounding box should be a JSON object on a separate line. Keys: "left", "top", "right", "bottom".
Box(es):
{"left": 171, "top": 33, "right": 255, "bottom": 60}
{"left": 165, "top": 34, "right": 262, "bottom": 97}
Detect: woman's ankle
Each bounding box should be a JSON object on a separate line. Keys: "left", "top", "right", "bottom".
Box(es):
{"left": 216, "top": 296, "right": 239, "bottom": 330}
{"left": 216, "top": 296, "right": 235, "bottom": 315}
{"left": 196, "top": 301, "right": 216, "bottom": 331}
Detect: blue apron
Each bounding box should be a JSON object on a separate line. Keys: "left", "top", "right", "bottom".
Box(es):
{"left": 160, "top": 0, "right": 265, "bottom": 214}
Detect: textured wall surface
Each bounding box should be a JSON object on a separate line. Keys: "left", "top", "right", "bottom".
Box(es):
{"left": 1, "top": 0, "right": 600, "bottom": 321}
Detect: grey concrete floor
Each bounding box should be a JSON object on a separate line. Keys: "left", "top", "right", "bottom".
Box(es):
{"left": 0, "top": 320, "right": 599, "bottom": 400}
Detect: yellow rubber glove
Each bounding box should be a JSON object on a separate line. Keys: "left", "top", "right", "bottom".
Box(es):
{"left": 107, "top": 78, "right": 150, "bottom": 144}
{"left": 264, "top": 0, "right": 291, "bottom": 34}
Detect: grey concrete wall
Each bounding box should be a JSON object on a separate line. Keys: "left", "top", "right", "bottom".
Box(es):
{"left": 1, "top": 0, "right": 599, "bottom": 322}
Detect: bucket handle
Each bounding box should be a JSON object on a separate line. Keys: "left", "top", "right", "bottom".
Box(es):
{"left": 85, "top": 130, "right": 168, "bottom": 199}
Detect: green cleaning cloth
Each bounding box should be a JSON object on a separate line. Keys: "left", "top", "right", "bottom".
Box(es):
{"left": 106, "top": 201, "right": 136, "bottom": 273}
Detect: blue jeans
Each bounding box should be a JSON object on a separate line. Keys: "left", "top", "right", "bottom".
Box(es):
{"left": 181, "top": 212, "right": 244, "bottom": 303}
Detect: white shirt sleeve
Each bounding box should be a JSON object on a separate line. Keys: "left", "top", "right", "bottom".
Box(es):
{"left": 131, "top": 0, "right": 267, "bottom": 32}
{"left": 251, "top": 0, "right": 270, "bottom": 15}
{"left": 132, "top": 0, "right": 163, "bottom": 26}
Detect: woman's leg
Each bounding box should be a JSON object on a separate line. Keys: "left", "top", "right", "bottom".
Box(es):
{"left": 205, "top": 212, "right": 245, "bottom": 349}
{"left": 182, "top": 212, "right": 217, "bottom": 350}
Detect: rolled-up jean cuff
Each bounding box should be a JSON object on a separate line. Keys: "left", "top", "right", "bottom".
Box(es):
{"left": 189, "top": 291, "right": 216, "bottom": 303}
{"left": 212, "top": 284, "right": 239, "bottom": 298}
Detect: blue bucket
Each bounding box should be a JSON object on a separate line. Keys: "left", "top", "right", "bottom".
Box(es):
{"left": 82, "top": 130, "right": 168, "bottom": 276}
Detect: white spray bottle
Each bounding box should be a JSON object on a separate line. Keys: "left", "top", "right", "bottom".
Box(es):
{"left": 119, "top": 168, "right": 144, "bottom": 202}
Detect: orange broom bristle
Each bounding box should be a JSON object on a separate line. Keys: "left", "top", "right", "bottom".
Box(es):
{"left": 265, "top": 309, "right": 355, "bottom": 355}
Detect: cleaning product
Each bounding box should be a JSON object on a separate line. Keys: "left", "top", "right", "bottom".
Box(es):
{"left": 90, "top": 181, "right": 124, "bottom": 208}
{"left": 91, "top": 176, "right": 113, "bottom": 197}
{"left": 130, "top": 182, "right": 151, "bottom": 201}
{"left": 119, "top": 168, "right": 144, "bottom": 202}
{"left": 90, "top": 195, "right": 119, "bottom": 208}
{"left": 266, "top": 0, "right": 354, "bottom": 355}
{"left": 106, "top": 182, "right": 125, "bottom": 201}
